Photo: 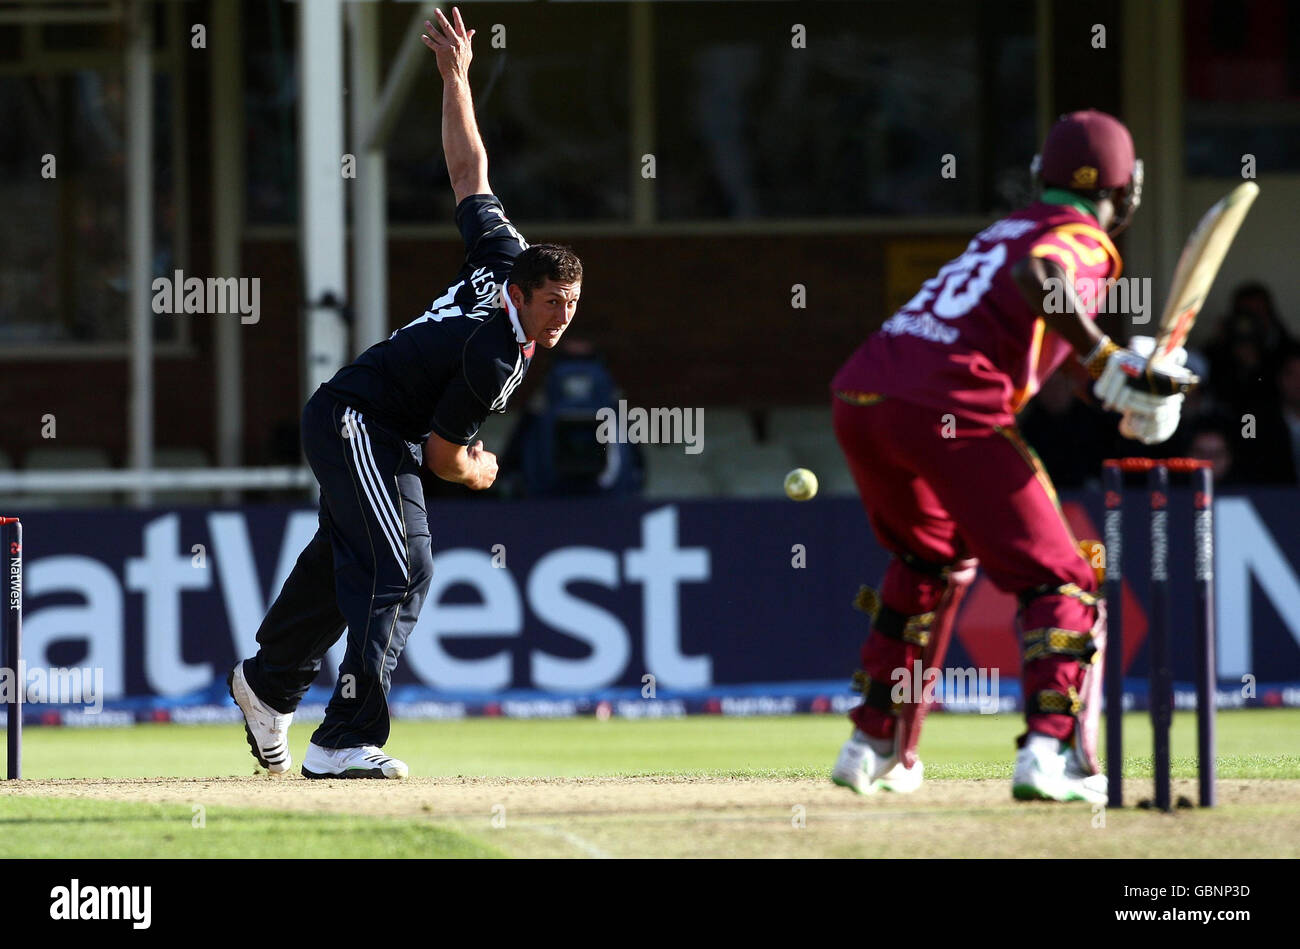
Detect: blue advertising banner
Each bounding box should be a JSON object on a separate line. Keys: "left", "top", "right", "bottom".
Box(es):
{"left": 6, "top": 488, "right": 1300, "bottom": 723}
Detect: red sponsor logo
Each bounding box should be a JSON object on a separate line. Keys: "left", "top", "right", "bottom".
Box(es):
{"left": 1151, "top": 490, "right": 1168, "bottom": 509}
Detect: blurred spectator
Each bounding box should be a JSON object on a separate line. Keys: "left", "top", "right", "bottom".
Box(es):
{"left": 500, "top": 340, "right": 644, "bottom": 498}
{"left": 1204, "top": 282, "right": 1295, "bottom": 419}
{"left": 1180, "top": 348, "right": 1213, "bottom": 415}
{"left": 1019, "top": 368, "right": 1115, "bottom": 489}
{"left": 1187, "top": 415, "right": 1238, "bottom": 485}
{"left": 1280, "top": 348, "right": 1300, "bottom": 483}
{"left": 1236, "top": 345, "right": 1300, "bottom": 485}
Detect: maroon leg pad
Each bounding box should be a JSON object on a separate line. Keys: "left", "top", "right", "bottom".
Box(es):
{"left": 897, "top": 559, "right": 978, "bottom": 768}
{"left": 847, "top": 559, "right": 948, "bottom": 742}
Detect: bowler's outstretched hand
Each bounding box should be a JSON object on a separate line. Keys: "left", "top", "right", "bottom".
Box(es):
{"left": 422, "top": 8, "right": 475, "bottom": 81}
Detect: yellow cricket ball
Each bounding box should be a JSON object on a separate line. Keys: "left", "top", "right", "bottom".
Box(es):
{"left": 784, "top": 468, "right": 818, "bottom": 501}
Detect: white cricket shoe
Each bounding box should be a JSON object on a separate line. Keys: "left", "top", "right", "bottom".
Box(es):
{"left": 875, "top": 757, "right": 925, "bottom": 794}
{"left": 1012, "top": 732, "right": 1107, "bottom": 804}
{"left": 228, "top": 662, "right": 293, "bottom": 774}
{"left": 301, "top": 742, "right": 409, "bottom": 780}
{"left": 831, "top": 730, "right": 923, "bottom": 795}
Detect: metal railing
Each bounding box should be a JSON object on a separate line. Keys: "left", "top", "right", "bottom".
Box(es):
{"left": 0, "top": 467, "right": 313, "bottom": 493}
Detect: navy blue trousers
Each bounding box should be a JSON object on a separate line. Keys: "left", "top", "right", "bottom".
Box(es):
{"left": 242, "top": 388, "right": 433, "bottom": 748}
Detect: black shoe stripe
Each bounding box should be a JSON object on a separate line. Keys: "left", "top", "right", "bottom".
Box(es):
{"left": 231, "top": 666, "right": 293, "bottom": 771}
{"left": 302, "top": 766, "right": 390, "bottom": 780}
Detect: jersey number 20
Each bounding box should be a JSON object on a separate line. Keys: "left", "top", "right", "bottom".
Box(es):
{"left": 898, "top": 243, "right": 1006, "bottom": 320}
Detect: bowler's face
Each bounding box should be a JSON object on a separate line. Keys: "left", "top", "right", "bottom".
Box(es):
{"left": 520, "top": 279, "right": 581, "bottom": 349}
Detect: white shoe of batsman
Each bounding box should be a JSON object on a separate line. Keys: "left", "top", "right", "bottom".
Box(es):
{"left": 831, "top": 730, "right": 923, "bottom": 795}
{"left": 301, "top": 742, "right": 409, "bottom": 780}
{"left": 228, "top": 662, "right": 293, "bottom": 774}
{"left": 1012, "top": 733, "right": 1107, "bottom": 804}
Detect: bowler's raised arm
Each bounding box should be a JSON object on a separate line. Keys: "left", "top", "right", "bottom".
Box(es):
{"left": 422, "top": 8, "right": 490, "bottom": 204}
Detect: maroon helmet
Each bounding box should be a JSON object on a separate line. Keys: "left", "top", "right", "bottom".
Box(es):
{"left": 1032, "top": 109, "right": 1143, "bottom": 233}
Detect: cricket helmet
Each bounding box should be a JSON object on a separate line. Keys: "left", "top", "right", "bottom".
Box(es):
{"left": 1032, "top": 109, "right": 1143, "bottom": 232}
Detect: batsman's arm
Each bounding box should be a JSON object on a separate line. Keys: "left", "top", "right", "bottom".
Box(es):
{"left": 1010, "top": 255, "right": 1107, "bottom": 361}
{"left": 422, "top": 8, "right": 490, "bottom": 204}
{"left": 1013, "top": 255, "right": 1195, "bottom": 412}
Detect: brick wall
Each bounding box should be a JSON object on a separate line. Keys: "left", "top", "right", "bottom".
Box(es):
{"left": 0, "top": 229, "right": 962, "bottom": 466}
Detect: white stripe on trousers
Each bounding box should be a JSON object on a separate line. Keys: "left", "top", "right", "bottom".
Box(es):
{"left": 342, "top": 408, "right": 409, "bottom": 581}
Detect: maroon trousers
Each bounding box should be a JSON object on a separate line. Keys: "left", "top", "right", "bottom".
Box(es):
{"left": 832, "top": 394, "right": 1098, "bottom": 742}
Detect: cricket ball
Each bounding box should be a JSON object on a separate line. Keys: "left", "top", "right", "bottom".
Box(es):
{"left": 784, "top": 468, "right": 818, "bottom": 501}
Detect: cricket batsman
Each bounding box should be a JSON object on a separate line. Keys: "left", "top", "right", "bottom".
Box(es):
{"left": 228, "top": 8, "right": 582, "bottom": 778}
{"left": 829, "top": 110, "right": 1194, "bottom": 802}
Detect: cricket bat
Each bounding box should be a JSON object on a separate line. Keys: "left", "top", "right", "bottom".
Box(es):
{"left": 1150, "top": 180, "right": 1260, "bottom": 367}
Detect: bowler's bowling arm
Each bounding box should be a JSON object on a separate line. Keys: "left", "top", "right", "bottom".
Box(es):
{"left": 428, "top": 14, "right": 490, "bottom": 204}
{"left": 440, "top": 71, "right": 490, "bottom": 204}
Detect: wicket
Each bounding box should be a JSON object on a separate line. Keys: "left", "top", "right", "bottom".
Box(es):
{"left": 1102, "top": 459, "right": 1215, "bottom": 811}
{"left": 1, "top": 516, "right": 20, "bottom": 781}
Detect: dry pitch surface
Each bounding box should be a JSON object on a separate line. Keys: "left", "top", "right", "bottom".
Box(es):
{"left": 4, "top": 774, "right": 1298, "bottom": 858}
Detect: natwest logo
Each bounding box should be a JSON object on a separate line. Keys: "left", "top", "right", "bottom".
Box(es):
{"left": 19, "top": 505, "right": 713, "bottom": 699}
{"left": 403, "top": 506, "right": 712, "bottom": 692}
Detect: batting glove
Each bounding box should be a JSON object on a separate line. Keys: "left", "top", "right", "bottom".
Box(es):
{"left": 1118, "top": 395, "right": 1184, "bottom": 445}
{"left": 1087, "top": 335, "right": 1197, "bottom": 413}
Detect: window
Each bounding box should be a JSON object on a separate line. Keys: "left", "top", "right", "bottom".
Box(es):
{"left": 384, "top": 1, "right": 630, "bottom": 224}
{"left": 238, "top": 0, "right": 1038, "bottom": 229}
{"left": 654, "top": 0, "right": 1037, "bottom": 219}
{"left": 243, "top": 0, "right": 297, "bottom": 225}
{"left": 0, "top": 9, "right": 182, "bottom": 349}
{"left": 1185, "top": 0, "right": 1300, "bottom": 175}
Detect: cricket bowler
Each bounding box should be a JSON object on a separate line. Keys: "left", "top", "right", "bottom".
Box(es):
{"left": 829, "top": 110, "right": 1194, "bottom": 802}
{"left": 229, "top": 8, "right": 582, "bottom": 778}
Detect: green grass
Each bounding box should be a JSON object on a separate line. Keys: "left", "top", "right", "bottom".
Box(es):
{"left": 7, "top": 708, "right": 1299, "bottom": 780}
{"left": 0, "top": 797, "right": 502, "bottom": 858}
{"left": 2, "top": 711, "right": 1296, "bottom": 858}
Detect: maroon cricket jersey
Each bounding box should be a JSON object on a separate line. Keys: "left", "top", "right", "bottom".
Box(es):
{"left": 833, "top": 202, "right": 1122, "bottom": 427}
